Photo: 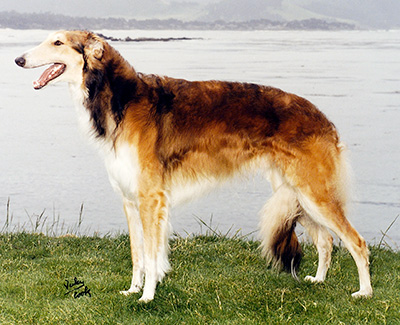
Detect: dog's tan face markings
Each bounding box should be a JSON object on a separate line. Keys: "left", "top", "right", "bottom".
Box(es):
{"left": 15, "top": 31, "right": 87, "bottom": 89}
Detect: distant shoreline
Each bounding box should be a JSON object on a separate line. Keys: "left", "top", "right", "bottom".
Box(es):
{"left": 97, "top": 33, "right": 202, "bottom": 42}
{"left": 0, "top": 11, "right": 356, "bottom": 31}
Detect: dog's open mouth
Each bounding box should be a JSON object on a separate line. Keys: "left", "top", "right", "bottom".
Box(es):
{"left": 33, "top": 63, "right": 66, "bottom": 90}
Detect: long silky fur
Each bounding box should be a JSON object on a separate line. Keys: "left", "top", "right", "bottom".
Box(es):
{"left": 15, "top": 30, "right": 373, "bottom": 300}
{"left": 272, "top": 220, "right": 302, "bottom": 273}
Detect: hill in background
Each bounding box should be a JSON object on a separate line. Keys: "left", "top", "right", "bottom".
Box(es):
{"left": 0, "top": 0, "right": 399, "bottom": 30}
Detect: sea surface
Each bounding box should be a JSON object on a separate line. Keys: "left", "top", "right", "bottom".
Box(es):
{"left": 0, "top": 29, "right": 399, "bottom": 245}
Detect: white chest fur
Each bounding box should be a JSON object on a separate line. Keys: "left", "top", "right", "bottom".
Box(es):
{"left": 69, "top": 83, "right": 93, "bottom": 139}
{"left": 69, "top": 83, "right": 140, "bottom": 201}
{"left": 103, "top": 144, "right": 140, "bottom": 200}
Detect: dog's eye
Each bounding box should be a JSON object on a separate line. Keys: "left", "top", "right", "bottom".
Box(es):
{"left": 54, "top": 40, "right": 63, "bottom": 46}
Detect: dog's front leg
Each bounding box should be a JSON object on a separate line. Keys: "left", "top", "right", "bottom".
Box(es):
{"left": 137, "top": 188, "right": 171, "bottom": 302}
{"left": 120, "top": 198, "right": 145, "bottom": 296}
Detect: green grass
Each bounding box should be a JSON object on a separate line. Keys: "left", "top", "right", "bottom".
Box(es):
{"left": 0, "top": 232, "right": 399, "bottom": 324}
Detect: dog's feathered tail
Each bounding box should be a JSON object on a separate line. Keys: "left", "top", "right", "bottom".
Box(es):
{"left": 259, "top": 184, "right": 302, "bottom": 275}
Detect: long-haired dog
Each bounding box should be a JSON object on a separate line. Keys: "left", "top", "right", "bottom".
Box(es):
{"left": 15, "top": 30, "right": 372, "bottom": 301}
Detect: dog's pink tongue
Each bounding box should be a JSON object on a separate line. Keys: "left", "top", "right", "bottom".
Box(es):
{"left": 33, "top": 63, "right": 66, "bottom": 90}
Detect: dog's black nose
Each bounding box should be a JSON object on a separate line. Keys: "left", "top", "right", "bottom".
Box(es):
{"left": 15, "top": 56, "right": 26, "bottom": 67}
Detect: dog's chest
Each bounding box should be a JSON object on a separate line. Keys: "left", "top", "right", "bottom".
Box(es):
{"left": 69, "top": 84, "right": 94, "bottom": 138}
{"left": 69, "top": 84, "right": 140, "bottom": 200}
{"left": 103, "top": 144, "right": 140, "bottom": 200}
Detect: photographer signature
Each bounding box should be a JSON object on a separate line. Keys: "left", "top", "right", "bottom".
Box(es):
{"left": 64, "top": 277, "right": 91, "bottom": 298}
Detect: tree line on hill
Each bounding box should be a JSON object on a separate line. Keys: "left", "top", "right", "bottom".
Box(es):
{"left": 0, "top": 11, "right": 356, "bottom": 31}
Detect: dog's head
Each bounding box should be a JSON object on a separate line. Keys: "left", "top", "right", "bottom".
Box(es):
{"left": 15, "top": 30, "right": 105, "bottom": 90}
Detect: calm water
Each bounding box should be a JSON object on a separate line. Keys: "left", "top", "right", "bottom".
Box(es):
{"left": 0, "top": 29, "right": 399, "bottom": 245}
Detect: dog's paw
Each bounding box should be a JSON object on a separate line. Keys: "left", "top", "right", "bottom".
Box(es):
{"left": 138, "top": 293, "right": 154, "bottom": 303}
{"left": 119, "top": 285, "right": 142, "bottom": 296}
{"left": 351, "top": 288, "right": 373, "bottom": 298}
{"left": 304, "top": 275, "right": 324, "bottom": 283}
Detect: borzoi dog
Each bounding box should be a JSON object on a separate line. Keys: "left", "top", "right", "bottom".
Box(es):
{"left": 15, "top": 30, "right": 372, "bottom": 302}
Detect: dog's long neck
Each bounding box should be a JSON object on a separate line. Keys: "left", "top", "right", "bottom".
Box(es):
{"left": 80, "top": 44, "right": 146, "bottom": 140}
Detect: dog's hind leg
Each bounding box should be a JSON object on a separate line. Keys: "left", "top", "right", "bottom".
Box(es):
{"left": 298, "top": 214, "right": 333, "bottom": 283}
{"left": 292, "top": 143, "right": 372, "bottom": 297}
{"left": 138, "top": 188, "right": 171, "bottom": 302}
{"left": 120, "top": 198, "right": 145, "bottom": 296}
{"left": 298, "top": 194, "right": 372, "bottom": 297}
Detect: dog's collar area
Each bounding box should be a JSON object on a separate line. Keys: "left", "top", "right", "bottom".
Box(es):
{"left": 33, "top": 63, "right": 66, "bottom": 90}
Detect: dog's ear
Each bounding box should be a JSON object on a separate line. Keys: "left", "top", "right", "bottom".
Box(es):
{"left": 85, "top": 35, "right": 104, "bottom": 61}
